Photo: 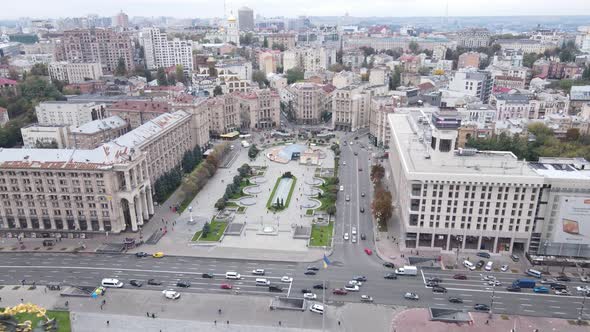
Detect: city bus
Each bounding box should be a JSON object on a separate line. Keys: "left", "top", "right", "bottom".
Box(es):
{"left": 525, "top": 268, "right": 543, "bottom": 278}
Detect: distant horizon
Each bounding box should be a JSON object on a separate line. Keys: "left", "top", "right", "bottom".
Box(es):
{"left": 1, "top": 0, "right": 589, "bottom": 21}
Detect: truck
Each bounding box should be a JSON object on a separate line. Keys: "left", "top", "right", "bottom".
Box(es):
{"left": 512, "top": 279, "right": 536, "bottom": 288}
{"left": 395, "top": 266, "right": 418, "bottom": 276}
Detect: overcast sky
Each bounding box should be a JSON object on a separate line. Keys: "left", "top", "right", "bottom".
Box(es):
{"left": 2, "top": 0, "right": 589, "bottom": 20}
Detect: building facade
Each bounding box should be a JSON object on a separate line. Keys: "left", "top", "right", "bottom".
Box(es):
{"left": 448, "top": 69, "right": 493, "bottom": 104}
{"left": 36, "top": 101, "right": 107, "bottom": 127}
{"left": 238, "top": 7, "right": 254, "bottom": 31}
{"left": 20, "top": 124, "right": 70, "bottom": 148}
{"left": 106, "top": 100, "right": 171, "bottom": 129}
{"left": 48, "top": 62, "right": 103, "bottom": 83}
{"left": 288, "top": 82, "right": 329, "bottom": 125}
{"left": 456, "top": 28, "right": 491, "bottom": 48}
{"left": 68, "top": 116, "right": 129, "bottom": 149}
{"left": 141, "top": 28, "right": 194, "bottom": 72}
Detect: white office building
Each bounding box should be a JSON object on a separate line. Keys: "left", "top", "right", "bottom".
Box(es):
{"left": 35, "top": 101, "right": 107, "bottom": 127}
{"left": 48, "top": 62, "right": 103, "bottom": 83}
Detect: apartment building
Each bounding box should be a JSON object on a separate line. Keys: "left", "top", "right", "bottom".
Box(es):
{"left": 58, "top": 28, "right": 134, "bottom": 73}
{"left": 106, "top": 100, "right": 171, "bottom": 129}
{"left": 68, "top": 116, "right": 129, "bottom": 149}
{"left": 343, "top": 36, "right": 454, "bottom": 52}
{"left": 36, "top": 101, "right": 107, "bottom": 127}
{"left": 48, "top": 62, "right": 102, "bottom": 83}
{"left": 492, "top": 92, "right": 570, "bottom": 120}
{"left": 448, "top": 69, "right": 493, "bottom": 104}
{"left": 456, "top": 28, "right": 491, "bottom": 48}
{"left": 171, "top": 96, "right": 210, "bottom": 148}
{"left": 457, "top": 52, "right": 481, "bottom": 69}
{"left": 264, "top": 33, "right": 297, "bottom": 49}
{"left": 258, "top": 50, "right": 281, "bottom": 74}
{"left": 368, "top": 95, "right": 400, "bottom": 148}
{"left": 496, "top": 39, "right": 557, "bottom": 54}
{"left": 288, "top": 82, "right": 330, "bottom": 125}
{"left": 282, "top": 47, "right": 337, "bottom": 73}
{"left": 141, "top": 27, "right": 194, "bottom": 72}
{"left": 570, "top": 86, "right": 590, "bottom": 113}
{"left": 332, "top": 85, "right": 371, "bottom": 132}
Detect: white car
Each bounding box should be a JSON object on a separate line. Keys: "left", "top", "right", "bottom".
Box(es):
{"left": 555, "top": 289, "right": 571, "bottom": 296}
{"left": 281, "top": 276, "right": 293, "bottom": 283}
{"left": 576, "top": 286, "right": 590, "bottom": 293}
{"left": 481, "top": 275, "right": 496, "bottom": 281}
{"left": 348, "top": 280, "right": 363, "bottom": 287}
{"left": 360, "top": 295, "right": 373, "bottom": 302}
{"left": 488, "top": 280, "right": 502, "bottom": 286}
{"left": 340, "top": 185, "right": 344, "bottom": 191}
{"left": 345, "top": 195, "right": 350, "bottom": 201}
{"left": 342, "top": 161, "right": 346, "bottom": 166}
{"left": 541, "top": 278, "right": 557, "bottom": 284}
{"left": 252, "top": 269, "right": 265, "bottom": 275}
{"left": 162, "top": 290, "right": 180, "bottom": 300}
{"left": 581, "top": 276, "right": 590, "bottom": 283}
{"left": 303, "top": 293, "right": 317, "bottom": 299}
{"left": 500, "top": 265, "right": 509, "bottom": 272}
{"left": 309, "top": 303, "right": 324, "bottom": 315}
{"left": 352, "top": 227, "right": 357, "bottom": 235}
{"left": 344, "top": 285, "right": 360, "bottom": 292}
{"left": 344, "top": 233, "right": 349, "bottom": 241}
{"left": 351, "top": 235, "right": 357, "bottom": 243}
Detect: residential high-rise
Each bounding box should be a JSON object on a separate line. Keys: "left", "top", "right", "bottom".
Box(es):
{"left": 58, "top": 28, "right": 134, "bottom": 74}
{"left": 141, "top": 27, "right": 194, "bottom": 72}
{"left": 238, "top": 7, "right": 254, "bottom": 32}
{"left": 113, "top": 11, "right": 129, "bottom": 28}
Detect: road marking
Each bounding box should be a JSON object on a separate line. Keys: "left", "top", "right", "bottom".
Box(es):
{"left": 461, "top": 294, "right": 472, "bottom": 297}
{"left": 463, "top": 300, "right": 473, "bottom": 302}
{"left": 519, "top": 298, "right": 530, "bottom": 301}
{"left": 433, "top": 297, "right": 445, "bottom": 300}
{"left": 550, "top": 306, "right": 561, "bottom": 308}
{"left": 494, "top": 302, "right": 503, "bottom": 305}
{"left": 521, "top": 304, "right": 532, "bottom": 307}
{"left": 523, "top": 309, "right": 535, "bottom": 312}
{"left": 554, "top": 312, "right": 567, "bottom": 315}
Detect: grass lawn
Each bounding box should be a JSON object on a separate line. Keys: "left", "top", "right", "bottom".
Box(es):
{"left": 0, "top": 309, "right": 71, "bottom": 332}
{"left": 310, "top": 221, "right": 334, "bottom": 247}
{"left": 237, "top": 206, "right": 246, "bottom": 213}
{"left": 225, "top": 201, "right": 238, "bottom": 207}
{"left": 191, "top": 221, "right": 228, "bottom": 242}
{"left": 306, "top": 209, "right": 314, "bottom": 216}
{"left": 229, "top": 179, "right": 252, "bottom": 200}
{"left": 266, "top": 176, "right": 297, "bottom": 211}
{"left": 316, "top": 194, "right": 335, "bottom": 211}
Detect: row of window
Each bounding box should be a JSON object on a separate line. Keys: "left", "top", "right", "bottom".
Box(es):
{"left": 3, "top": 208, "right": 109, "bottom": 217}
{"left": 0, "top": 217, "right": 112, "bottom": 232}
{"left": 0, "top": 171, "right": 103, "bottom": 178}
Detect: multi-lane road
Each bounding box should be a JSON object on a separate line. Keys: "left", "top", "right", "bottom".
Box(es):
{"left": 1, "top": 130, "right": 589, "bottom": 321}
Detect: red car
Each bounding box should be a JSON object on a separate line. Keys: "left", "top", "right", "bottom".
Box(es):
{"left": 364, "top": 248, "right": 373, "bottom": 255}
{"left": 220, "top": 283, "right": 233, "bottom": 289}
{"left": 453, "top": 274, "right": 467, "bottom": 280}
{"left": 333, "top": 288, "right": 348, "bottom": 295}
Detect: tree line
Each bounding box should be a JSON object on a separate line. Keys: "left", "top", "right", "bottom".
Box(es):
{"left": 370, "top": 164, "right": 393, "bottom": 229}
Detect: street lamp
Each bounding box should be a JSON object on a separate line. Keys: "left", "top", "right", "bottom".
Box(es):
{"left": 189, "top": 206, "right": 193, "bottom": 223}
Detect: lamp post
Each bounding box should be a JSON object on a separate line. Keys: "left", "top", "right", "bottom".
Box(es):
{"left": 189, "top": 206, "right": 193, "bottom": 223}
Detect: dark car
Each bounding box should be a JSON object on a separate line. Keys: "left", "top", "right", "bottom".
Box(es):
{"left": 313, "top": 284, "right": 326, "bottom": 289}
{"left": 358, "top": 168, "right": 362, "bottom": 172}
{"left": 427, "top": 277, "right": 443, "bottom": 283}
{"left": 354, "top": 152, "right": 358, "bottom": 156}
{"left": 147, "top": 279, "right": 162, "bottom": 286}
{"left": 361, "top": 192, "right": 366, "bottom": 197}
{"left": 202, "top": 273, "right": 214, "bottom": 279}
{"left": 360, "top": 207, "right": 365, "bottom": 213}
{"left": 176, "top": 280, "right": 191, "bottom": 288}
{"left": 384, "top": 273, "right": 397, "bottom": 280}
{"left": 353, "top": 276, "right": 367, "bottom": 282}
{"left": 360, "top": 233, "right": 366, "bottom": 240}
{"left": 135, "top": 252, "right": 148, "bottom": 258}
{"left": 449, "top": 297, "right": 463, "bottom": 303}
{"left": 269, "top": 285, "right": 283, "bottom": 293}
{"left": 129, "top": 279, "right": 143, "bottom": 287}
{"left": 301, "top": 288, "right": 312, "bottom": 294}
{"left": 550, "top": 283, "right": 567, "bottom": 290}
{"left": 476, "top": 260, "right": 486, "bottom": 269}
{"left": 474, "top": 304, "right": 490, "bottom": 311}
{"left": 383, "top": 262, "right": 395, "bottom": 268}
{"left": 304, "top": 270, "right": 317, "bottom": 276}
{"left": 332, "top": 288, "right": 348, "bottom": 295}
{"left": 506, "top": 285, "right": 521, "bottom": 292}
{"left": 432, "top": 286, "right": 447, "bottom": 293}
{"left": 556, "top": 275, "right": 571, "bottom": 282}
{"left": 307, "top": 266, "right": 320, "bottom": 271}
{"left": 426, "top": 282, "right": 439, "bottom": 288}
{"left": 453, "top": 274, "right": 467, "bottom": 280}
{"left": 476, "top": 252, "right": 491, "bottom": 259}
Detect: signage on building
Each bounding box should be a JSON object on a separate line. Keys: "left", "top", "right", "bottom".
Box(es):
{"left": 552, "top": 196, "right": 590, "bottom": 245}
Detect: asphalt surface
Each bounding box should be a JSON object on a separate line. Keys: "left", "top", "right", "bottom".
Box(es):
{"left": 1, "top": 131, "right": 589, "bottom": 322}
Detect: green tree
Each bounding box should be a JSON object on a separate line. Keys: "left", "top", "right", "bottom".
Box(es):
{"left": 583, "top": 66, "right": 590, "bottom": 80}
{"left": 248, "top": 144, "right": 260, "bottom": 159}
{"left": 271, "top": 43, "right": 285, "bottom": 51}
{"left": 115, "top": 57, "right": 127, "bottom": 76}
{"left": 286, "top": 67, "right": 304, "bottom": 84}
{"left": 408, "top": 41, "right": 419, "bottom": 54}
{"left": 156, "top": 67, "right": 168, "bottom": 86}
{"left": 418, "top": 67, "right": 430, "bottom": 75}
{"left": 389, "top": 66, "right": 401, "bottom": 90}
{"left": 252, "top": 70, "right": 267, "bottom": 88}
{"left": 522, "top": 53, "right": 540, "bottom": 68}
{"left": 263, "top": 37, "right": 269, "bottom": 48}
{"left": 213, "top": 85, "right": 223, "bottom": 96}
{"left": 202, "top": 222, "right": 211, "bottom": 237}
{"left": 29, "top": 63, "right": 48, "bottom": 76}
{"left": 360, "top": 46, "right": 375, "bottom": 57}
{"left": 175, "top": 65, "right": 185, "bottom": 84}
{"left": 326, "top": 205, "right": 336, "bottom": 216}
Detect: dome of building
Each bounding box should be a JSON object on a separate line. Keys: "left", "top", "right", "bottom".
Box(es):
{"left": 227, "top": 15, "right": 236, "bottom": 22}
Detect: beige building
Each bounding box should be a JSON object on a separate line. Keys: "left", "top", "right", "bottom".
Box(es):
{"left": 332, "top": 85, "right": 371, "bottom": 132}
{"left": 265, "top": 33, "right": 297, "bottom": 49}
{"left": 171, "top": 96, "right": 211, "bottom": 148}
{"left": 236, "top": 89, "right": 281, "bottom": 130}
{"left": 369, "top": 96, "right": 400, "bottom": 148}
{"left": 20, "top": 124, "right": 70, "bottom": 149}
{"left": 36, "top": 101, "right": 107, "bottom": 127}
{"left": 68, "top": 116, "right": 129, "bottom": 149}
{"left": 48, "top": 62, "right": 103, "bottom": 83}
{"left": 106, "top": 100, "right": 171, "bottom": 129}
{"left": 288, "top": 82, "right": 330, "bottom": 125}
{"left": 258, "top": 50, "right": 281, "bottom": 74}
{"left": 457, "top": 52, "right": 481, "bottom": 69}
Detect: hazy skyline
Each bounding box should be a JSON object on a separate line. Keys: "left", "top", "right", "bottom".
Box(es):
{"left": 1, "top": 0, "right": 589, "bottom": 20}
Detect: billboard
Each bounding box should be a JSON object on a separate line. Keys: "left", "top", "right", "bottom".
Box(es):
{"left": 552, "top": 197, "right": 590, "bottom": 245}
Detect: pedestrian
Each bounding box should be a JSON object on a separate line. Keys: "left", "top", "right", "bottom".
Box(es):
{"left": 338, "top": 321, "right": 341, "bottom": 326}
{"left": 218, "top": 308, "right": 222, "bottom": 314}
{"left": 147, "top": 312, "right": 150, "bottom": 317}
{"left": 227, "top": 320, "right": 229, "bottom": 324}
{"left": 65, "top": 301, "right": 69, "bottom": 307}
{"left": 152, "top": 313, "right": 155, "bottom": 319}
{"left": 279, "top": 321, "right": 282, "bottom": 326}
{"left": 20, "top": 298, "right": 23, "bottom": 303}
{"left": 102, "top": 299, "right": 106, "bottom": 305}
{"left": 214, "top": 320, "right": 217, "bottom": 325}
{"left": 100, "top": 305, "right": 103, "bottom": 310}
{"left": 106, "top": 321, "right": 109, "bottom": 326}
{"left": 485, "top": 320, "right": 489, "bottom": 324}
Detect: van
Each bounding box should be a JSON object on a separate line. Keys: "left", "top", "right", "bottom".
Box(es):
{"left": 101, "top": 278, "right": 123, "bottom": 288}
{"left": 226, "top": 272, "right": 241, "bottom": 280}
{"left": 484, "top": 261, "right": 493, "bottom": 271}
{"left": 256, "top": 278, "right": 270, "bottom": 286}
{"left": 463, "top": 260, "right": 476, "bottom": 271}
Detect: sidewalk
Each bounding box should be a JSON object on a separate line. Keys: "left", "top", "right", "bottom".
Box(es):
{"left": 392, "top": 308, "right": 590, "bottom": 332}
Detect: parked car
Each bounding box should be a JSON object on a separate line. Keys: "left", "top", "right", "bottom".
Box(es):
{"left": 404, "top": 292, "right": 419, "bottom": 300}
{"left": 309, "top": 304, "right": 324, "bottom": 315}
{"left": 364, "top": 248, "right": 373, "bottom": 255}
{"left": 511, "top": 254, "right": 520, "bottom": 262}
{"left": 474, "top": 304, "right": 490, "bottom": 311}
{"left": 281, "top": 276, "right": 293, "bottom": 282}
{"left": 384, "top": 273, "right": 397, "bottom": 280}
{"left": 383, "top": 262, "right": 395, "bottom": 268}
{"left": 453, "top": 274, "right": 467, "bottom": 280}
{"left": 481, "top": 275, "right": 496, "bottom": 281}
{"left": 332, "top": 288, "right": 348, "bottom": 295}
{"left": 556, "top": 275, "right": 571, "bottom": 282}
{"left": 550, "top": 283, "right": 567, "bottom": 290}
{"left": 162, "top": 290, "right": 180, "bottom": 300}
{"left": 580, "top": 276, "right": 590, "bottom": 283}
{"left": 353, "top": 276, "right": 367, "bottom": 282}
{"left": 313, "top": 284, "right": 326, "bottom": 289}
{"left": 576, "top": 286, "right": 590, "bottom": 293}
{"left": 533, "top": 286, "right": 549, "bottom": 293}
{"left": 476, "top": 260, "right": 486, "bottom": 269}
{"left": 129, "top": 279, "right": 143, "bottom": 287}
{"left": 301, "top": 288, "right": 312, "bottom": 294}
{"left": 555, "top": 289, "right": 571, "bottom": 296}
{"left": 202, "top": 273, "right": 214, "bottom": 279}
{"left": 303, "top": 293, "right": 317, "bottom": 299}
{"left": 135, "top": 252, "right": 148, "bottom": 258}
{"left": 352, "top": 235, "right": 357, "bottom": 243}
{"left": 361, "top": 192, "right": 366, "bottom": 197}
{"left": 269, "top": 285, "right": 283, "bottom": 293}
{"left": 304, "top": 270, "right": 317, "bottom": 276}
{"left": 541, "top": 278, "right": 557, "bottom": 284}
{"left": 432, "top": 286, "right": 447, "bottom": 293}
{"left": 307, "top": 266, "right": 320, "bottom": 271}
{"left": 448, "top": 297, "right": 463, "bottom": 303}
{"left": 147, "top": 279, "right": 162, "bottom": 286}
{"left": 506, "top": 285, "right": 521, "bottom": 292}
{"left": 500, "top": 265, "right": 509, "bottom": 272}
{"left": 360, "top": 233, "right": 366, "bottom": 240}
{"left": 347, "top": 280, "right": 363, "bottom": 287}
{"left": 176, "top": 280, "right": 191, "bottom": 288}
{"left": 252, "top": 269, "right": 265, "bottom": 275}
{"left": 220, "top": 283, "right": 233, "bottom": 289}
{"left": 476, "top": 252, "right": 491, "bottom": 259}
{"left": 360, "top": 295, "right": 374, "bottom": 302}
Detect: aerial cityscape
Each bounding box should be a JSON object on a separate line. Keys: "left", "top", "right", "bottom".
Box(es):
{"left": 1, "top": 1, "right": 590, "bottom": 331}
